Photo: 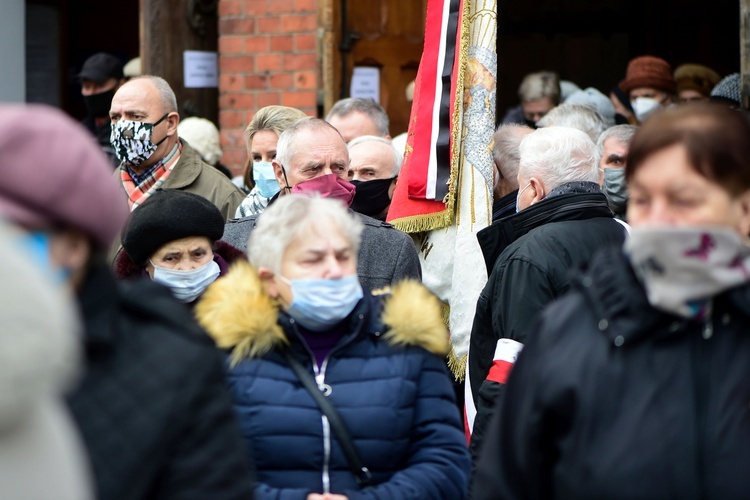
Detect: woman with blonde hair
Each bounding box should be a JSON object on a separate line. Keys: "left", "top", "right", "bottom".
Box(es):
{"left": 235, "top": 105, "right": 307, "bottom": 217}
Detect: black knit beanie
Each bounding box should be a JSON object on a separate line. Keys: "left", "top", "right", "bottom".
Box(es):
{"left": 121, "top": 189, "right": 225, "bottom": 266}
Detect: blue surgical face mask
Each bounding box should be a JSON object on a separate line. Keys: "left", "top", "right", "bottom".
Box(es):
{"left": 150, "top": 259, "right": 221, "bottom": 303}
{"left": 279, "top": 274, "right": 364, "bottom": 331}
{"left": 252, "top": 161, "right": 281, "bottom": 198}
{"left": 18, "top": 231, "right": 71, "bottom": 284}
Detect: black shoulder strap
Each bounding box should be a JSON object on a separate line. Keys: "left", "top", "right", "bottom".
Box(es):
{"left": 283, "top": 350, "right": 372, "bottom": 487}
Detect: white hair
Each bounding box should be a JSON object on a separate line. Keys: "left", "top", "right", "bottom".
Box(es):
{"left": 275, "top": 117, "right": 346, "bottom": 171}
{"left": 596, "top": 124, "right": 638, "bottom": 157}
{"left": 518, "top": 71, "right": 560, "bottom": 103}
{"left": 347, "top": 135, "right": 403, "bottom": 177}
{"left": 248, "top": 195, "right": 364, "bottom": 274}
{"left": 518, "top": 126, "right": 600, "bottom": 190}
{"left": 536, "top": 103, "right": 606, "bottom": 143}
{"left": 325, "top": 98, "right": 390, "bottom": 137}
{"left": 493, "top": 124, "right": 533, "bottom": 184}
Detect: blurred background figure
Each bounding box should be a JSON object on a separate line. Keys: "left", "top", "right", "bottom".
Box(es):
{"left": 235, "top": 105, "right": 307, "bottom": 217}
{"left": 347, "top": 135, "right": 402, "bottom": 221}
{"left": 536, "top": 103, "right": 607, "bottom": 143}
{"left": 325, "top": 97, "right": 391, "bottom": 143}
{"left": 116, "top": 189, "right": 245, "bottom": 305}
{"left": 710, "top": 73, "right": 742, "bottom": 108}
{"left": 0, "top": 104, "right": 255, "bottom": 500}
{"left": 609, "top": 82, "right": 636, "bottom": 125}
{"left": 78, "top": 52, "right": 125, "bottom": 166}
{"left": 565, "top": 87, "right": 616, "bottom": 128}
{"left": 490, "top": 123, "right": 534, "bottom": 222}
{"left": 0, "top": 221, "right": 92, "bottom": 500}
{"left": 177, "top": 116, "right": 233, "bottom": 178}
{"left": 197, "top": 195, "right": 470, "bottom": 499}
{"left": 501, "top": 71, "right": 561, "bottom": 127}
{"left": 619, "top": 55, "right": 677, "bottom": 124}
{"left": 597, "top": 124, "right": 638, "bottom": 220}
{"left": 673, "top": 63, "right": 721, "bottom": 103}
{"left": 122, "top": 57, "right": 141, "bottom": 82}
{"left": 473, "top": 103, "right": 750, "bottom": 499}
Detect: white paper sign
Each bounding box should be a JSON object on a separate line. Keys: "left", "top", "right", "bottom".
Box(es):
{"left": 183, "top": 50, "right": 218, "bottom": 88}
{"left": 350, "top": 67, "right": 380, "bottom": 102}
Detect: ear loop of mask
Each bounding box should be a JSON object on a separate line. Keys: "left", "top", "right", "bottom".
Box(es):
{"left": 280, "top": 166, "right": 293, "bottom": 192}
{"left": 152, "top": 112, "right": 171, "bottom": 147}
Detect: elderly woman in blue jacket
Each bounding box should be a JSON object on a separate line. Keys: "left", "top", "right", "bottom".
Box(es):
{"left": 196, "top": 194, "right": 470, "bottom": 499}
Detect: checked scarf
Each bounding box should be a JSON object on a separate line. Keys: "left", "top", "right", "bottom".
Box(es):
{"left": 120, "top": 142, "right": 182, "bottom": 210}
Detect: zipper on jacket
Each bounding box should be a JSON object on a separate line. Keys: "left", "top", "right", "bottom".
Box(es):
{"left": 293, "top": 313, "right": 366, "bottom": 494}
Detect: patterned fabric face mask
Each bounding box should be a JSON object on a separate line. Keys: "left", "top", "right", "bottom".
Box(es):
{"left": 110, "top": 113, "right": 169, "bottom": 168}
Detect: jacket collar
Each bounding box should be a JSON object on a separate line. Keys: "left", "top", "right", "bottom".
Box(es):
{"left": 161, "top": 140, "right": 201, "bottom": 189}
{"left": 491, "top": 189, "right": 518, "bottom": 223}
{"left": 477, "top": 191, "right": 613, "bottom": 273}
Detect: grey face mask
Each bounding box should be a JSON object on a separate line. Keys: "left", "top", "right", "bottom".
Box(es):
{"left": 602, "top": 168, "right": 628, "bottom": 215}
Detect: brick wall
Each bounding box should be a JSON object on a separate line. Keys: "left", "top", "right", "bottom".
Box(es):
{"left": 218, "top": 0, "right": 319, "bottom": 176}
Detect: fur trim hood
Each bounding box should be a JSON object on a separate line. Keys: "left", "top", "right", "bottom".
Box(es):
{"left": 195, "top": 260, "right": 449, "bottom": 365}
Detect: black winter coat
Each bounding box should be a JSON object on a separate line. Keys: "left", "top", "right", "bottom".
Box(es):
{"left": 68, "top": 262, "right": 255, "bottom": 500}
{"left": 468, "top": 192, "right": 626, "bottom": 456}
{"left": 472, "top": 246, "right": 750, "bottom": 499}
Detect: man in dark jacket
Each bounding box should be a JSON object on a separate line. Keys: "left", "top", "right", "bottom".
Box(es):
{"left": 0, "top": 104, "right": 255, "bottom": 500}
{"left": 491, "top": 123, "right": 533, "bottom": 223}
{"left": 222, "top": 117, "right": 421, "bottom": 291}
{"left": 466, "top": 126, "right": 627, "bottom": 457}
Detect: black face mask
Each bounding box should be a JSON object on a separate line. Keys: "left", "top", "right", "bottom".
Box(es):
{"left": 349, "top": 177, "right": 394, "bottom": 219}
{"left": 83, "top": 88, "right": 116, "bottom": 118}
{"left": 523, "top": 118, "right": 538, "bottom": 129}
{"left": 614, "top": 113, "right": 630, "bottom": 125}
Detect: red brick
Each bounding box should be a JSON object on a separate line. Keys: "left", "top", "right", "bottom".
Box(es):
{"left": 221, "top": 129, "right": 247, "bottom": 148}
{"left": 257, "top": 93, "right": 281, "bottom": 108}
{"left": 219, "top": 18, "right": 255, "bottom": 35}
{"left": 283, "top": 53, "right": 317, "bottom": 71}
{"left": 294, "top": 70, "right": 317, "bottom": 89}
{"left": 256, "top": 16, "right": 281, "bottom": 34}
{"left": 269, "top": 72, "right": 294, "bottom": 89}
{"left": 270, "top": 35, "right": 294, "bottom": 52}
{"left": 268, "top": 0, "right": 295, "bottom": 14}
{"left": 244, "top": 0, "right": 268, "bottom": 16}
{"left": 244, "top": 74, "right": 268, "bottom": 89}
{"left": 219, "top": 0, "right": 242, "bottom": 16}
{"left": 294, "top": 0, "right": 316, "bottom": 13}
{"left": 294, "top": 33, "right": 317, "bottom": 51}
{"left": 220, "top": 110, "right": 245, "bottom": 129}
{"left": 218, "top": 36, "right": 245, "bottom": 55}
{"left": 244, "top": 35, "right": 269, "bottom": 53}
{"left": 219, "top": 74, "right": 245, "bottom": 92}
{"left": 281, "top": 90, "right": 317, "bottom": 108}
{"left": 280, "top": 14, "right": 316, "bottom": 33}
{"left": 219, "top": 93, "right": 256, "bottom": 110}
{"left": 219, "top": 56, "right": 255, "bottom": 74}
{"left": 256, "top": 54, "right": 283, "bottom": 72}
{"left": 221, "top": 148, "right": 247, "bottom": 169}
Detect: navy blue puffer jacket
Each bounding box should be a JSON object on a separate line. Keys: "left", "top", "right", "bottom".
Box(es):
{"left": 196, "top": 262, "right": 470, "bottom": 499}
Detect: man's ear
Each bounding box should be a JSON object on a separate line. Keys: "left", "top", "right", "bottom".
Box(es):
{"left": 272, "top": 160, "right": 289, "bottom": 191}
{"left": 257, "top": 266, "right": 279, "bottom": 298}
{"left": 529, "top": 177, "right": 546, "bottom": 205}
{"left": 165, "top": 112, "right": 180, "bottom": 137}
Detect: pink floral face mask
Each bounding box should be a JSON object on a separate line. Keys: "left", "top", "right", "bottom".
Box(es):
{"left": 291, "top": 173, "right": 356, "bottom": 207}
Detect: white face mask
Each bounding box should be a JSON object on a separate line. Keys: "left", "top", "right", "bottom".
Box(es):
{"left": 150, "top": 259, "right": 221, "bottom": 303}
{"left": 632, "top": 97, "right": 663, "bottom": 123}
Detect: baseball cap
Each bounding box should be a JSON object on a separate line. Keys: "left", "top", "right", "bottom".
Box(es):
{"left": 78, "top": 52, "right": 124, "bottom": 83}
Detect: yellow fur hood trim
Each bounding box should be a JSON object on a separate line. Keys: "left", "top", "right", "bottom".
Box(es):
{"left": 195, "top": 261, "right": 450, "bottom": 363}
{"left": 195, "top": 260, "right": 286, "bottom": 366}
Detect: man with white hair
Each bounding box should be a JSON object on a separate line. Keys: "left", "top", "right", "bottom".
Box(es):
{"left": 467, "top": 126, "right": 626, "bottom": 457}
{"left": 347, "top": 135, "right": 402, "bottom": 220}
{"left": 222, "top": 117, "right": 421, "bottom": 291}
{"left": 325, "top": 97, "right": 391, "bottom": 143}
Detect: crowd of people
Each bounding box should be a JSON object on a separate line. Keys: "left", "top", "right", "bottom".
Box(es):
{"left": 0, "top": 48, "right": 749, "bottom": 499}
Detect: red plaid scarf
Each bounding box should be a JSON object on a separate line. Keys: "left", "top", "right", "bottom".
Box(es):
{"left": 120, "top": 142, "right": 182, "bottom": 210}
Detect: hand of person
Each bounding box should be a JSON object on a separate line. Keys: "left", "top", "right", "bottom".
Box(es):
{"left": 307, "top": 494, "right": 349, "bottom": 500}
